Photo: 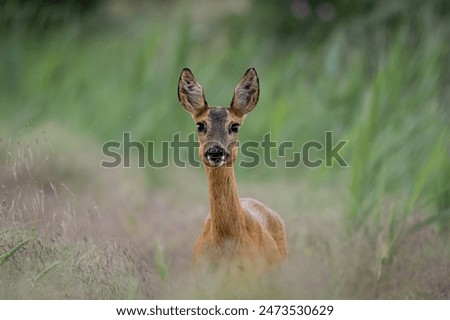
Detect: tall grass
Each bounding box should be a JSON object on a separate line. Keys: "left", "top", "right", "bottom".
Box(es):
{"left": 0, "top": 1, "right": 449, "bottom": 299}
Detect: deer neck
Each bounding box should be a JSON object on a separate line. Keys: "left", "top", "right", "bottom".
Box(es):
{"left": 205, "top": 166, "right": 245, "bottom": 241}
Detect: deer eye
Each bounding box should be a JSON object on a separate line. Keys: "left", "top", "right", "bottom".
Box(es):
{"left": 229, "top": 123, "right": 240, "bottom": 134}
{"left": 196, "top": 122, "right": 206, "bottom": 133}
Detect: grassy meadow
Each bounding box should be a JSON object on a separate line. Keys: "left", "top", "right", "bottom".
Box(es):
{"left": 0, "top": 0, "right": 449, "bottom": 299}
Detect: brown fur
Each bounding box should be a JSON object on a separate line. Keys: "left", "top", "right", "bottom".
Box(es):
{"left": 178, "top": 67, "right": 287, "bottom": 275}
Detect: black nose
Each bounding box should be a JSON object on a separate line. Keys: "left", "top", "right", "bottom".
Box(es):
{"left": 205, "top": 145, "right": 226, "bottom": 162}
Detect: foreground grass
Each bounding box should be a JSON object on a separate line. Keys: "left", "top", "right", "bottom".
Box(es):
{"left": 0, "top": 231, "right": 156, "bottom": 299}
{"left": 0, "top": 128, "right": 157, "bottom": 299}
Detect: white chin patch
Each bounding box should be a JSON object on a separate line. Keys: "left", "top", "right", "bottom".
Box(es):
{"left": 207, "top": 156, "right": 225, "bottom": 167}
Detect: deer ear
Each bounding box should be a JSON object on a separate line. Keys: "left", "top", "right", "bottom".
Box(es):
{"left": 178, "top": 68, "right": 208, "bottom": 115}
{"left": 230, "top": 67, "right": 259, "bottom": 116}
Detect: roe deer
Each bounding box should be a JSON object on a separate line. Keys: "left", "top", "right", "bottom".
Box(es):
{"left": 177, "top": 67, "right": 287, "bottom": 275}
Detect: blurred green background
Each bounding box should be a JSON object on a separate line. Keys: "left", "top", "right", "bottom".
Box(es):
{"left": 0, "top": 0, "right": 449, "bottom": 299}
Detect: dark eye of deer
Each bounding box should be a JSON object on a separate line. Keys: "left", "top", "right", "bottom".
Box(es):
{"left": 229, "top": 123, "right": 240, "bottom": 134}
{"left": 196, "top": 122, "right": 206, "bottom": 133}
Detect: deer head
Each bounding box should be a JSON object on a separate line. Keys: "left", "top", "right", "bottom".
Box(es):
{"left": 178, "top": 67, "right": 260, "bottom": 168}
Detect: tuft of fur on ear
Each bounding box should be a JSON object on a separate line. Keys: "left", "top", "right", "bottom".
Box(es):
{"left": 230, "top": 67, "right": 259, "bottom": 116}
{"left": 178, "top": 68, "right": 208, "bottom": 115}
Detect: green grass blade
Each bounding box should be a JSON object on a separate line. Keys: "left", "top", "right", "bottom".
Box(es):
{"left": 0, "top": 238, "right": 31, "bottom": 266}
{"left": 33, "top": 261, "right": 62, "bottom": 283}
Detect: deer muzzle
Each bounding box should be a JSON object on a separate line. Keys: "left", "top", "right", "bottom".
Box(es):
{"left": 204, "top": 145, "right": 229, "bottom": 167}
